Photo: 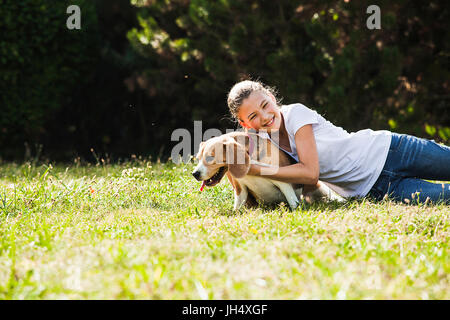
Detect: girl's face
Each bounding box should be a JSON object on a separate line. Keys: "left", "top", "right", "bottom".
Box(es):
{"left": 237, "top": 90, "right": 281, "bottom": 132}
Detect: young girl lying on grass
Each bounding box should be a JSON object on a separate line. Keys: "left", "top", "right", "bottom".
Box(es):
{"left": 227, "top": 80, "right": 450, "bottom": 204}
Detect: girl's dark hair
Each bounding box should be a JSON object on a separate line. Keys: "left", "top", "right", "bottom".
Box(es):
{"left": 227, "top": 80, "right": 281, "bottom": 124}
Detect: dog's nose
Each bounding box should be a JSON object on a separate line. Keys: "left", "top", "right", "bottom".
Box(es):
{"left": 192, "top": 171, "right": 201, "bottom": 181}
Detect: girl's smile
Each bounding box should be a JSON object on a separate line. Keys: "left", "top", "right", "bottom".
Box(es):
{"left": 264, "top": 116, "right": 275, "bottom": 127}
{"left": 237, "top": 90, "right": 281, "bottom": 132}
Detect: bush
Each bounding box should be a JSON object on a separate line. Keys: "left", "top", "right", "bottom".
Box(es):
{"left": 0, "top": 0, "right": 100, "bottom": 159}
{"left": 128, "top": 0, "right": 449, "bottom": 152}
{"left": 1, "top": 0, "right": 448, "bottom": 161}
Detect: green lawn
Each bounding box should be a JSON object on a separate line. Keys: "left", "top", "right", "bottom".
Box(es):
{"left": 0, "top": 159, "right": 448, "bottom": 299}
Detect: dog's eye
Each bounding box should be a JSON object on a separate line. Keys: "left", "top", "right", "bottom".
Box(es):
{"left": 205, "top": 155, "right": 215, "bottom": 164}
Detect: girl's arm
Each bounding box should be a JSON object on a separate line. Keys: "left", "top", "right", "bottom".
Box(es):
{"left": 247, "top": 124, "right": 319, "bottom": 185}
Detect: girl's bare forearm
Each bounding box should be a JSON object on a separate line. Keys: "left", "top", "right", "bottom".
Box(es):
{"left": 248, "top": 163, "right": 318, "bottom": 185}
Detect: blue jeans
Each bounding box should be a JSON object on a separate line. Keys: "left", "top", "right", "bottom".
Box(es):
{"left": 368, "top": 133, "right": 450, "bottom": 204}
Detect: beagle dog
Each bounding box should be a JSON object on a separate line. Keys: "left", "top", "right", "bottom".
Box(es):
{"left": 192, "top": 131, "right": 344, "bottom": 210}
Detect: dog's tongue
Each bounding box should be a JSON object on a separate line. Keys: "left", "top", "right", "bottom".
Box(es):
{"left": 199, "top": 181, "right": 206, "bottom": 192}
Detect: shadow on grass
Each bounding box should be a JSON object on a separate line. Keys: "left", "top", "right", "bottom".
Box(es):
{"left": 146, "top": 200, "right": 179, "bottom": 212}
{"left": 212, "top": 199, "right": 351, "bottom": 217}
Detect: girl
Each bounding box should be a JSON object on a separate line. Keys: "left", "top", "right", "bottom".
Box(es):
{"left": 227, "top": 80, "right": 450, "bottom": 204}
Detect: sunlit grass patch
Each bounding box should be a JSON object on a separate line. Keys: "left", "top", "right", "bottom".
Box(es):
{"left": 0, "top": 160, "right": 448, "bottom": 299}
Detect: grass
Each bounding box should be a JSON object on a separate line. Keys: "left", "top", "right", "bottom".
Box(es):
{"left": 0, "top": 157, "right": 448, "bottom": 299}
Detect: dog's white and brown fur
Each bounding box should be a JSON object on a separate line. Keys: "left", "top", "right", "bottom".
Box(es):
{"left": 192, "top": 131, "right": 344, "bottom": 210}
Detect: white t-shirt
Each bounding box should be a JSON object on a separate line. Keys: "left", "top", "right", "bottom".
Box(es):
{"left": 258, "top": 103, "right": 392, "bottom": 198}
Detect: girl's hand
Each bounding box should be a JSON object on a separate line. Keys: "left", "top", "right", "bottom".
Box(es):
{"left": 246, "top": 125, "right": 319, "bottom": 185}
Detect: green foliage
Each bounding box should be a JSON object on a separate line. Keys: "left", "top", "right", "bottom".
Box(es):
{"left": 0, "top": 0, "right": 100, "bottom": 157}
{"left": 128, "top": 0, "right": 449, "bottom": 148}
{"left": 0, "top": 1, "right": 448, "bottom": 161}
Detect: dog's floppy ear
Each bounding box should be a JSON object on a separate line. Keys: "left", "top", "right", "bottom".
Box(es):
{"left": 198, "top": 141, "right": 206, "bottom": 154}
{"left": 195, "top": 141, "right": 206, "bottom": 159}
{"left": 224, "top": 139, "right": 250, "bottom": 178}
